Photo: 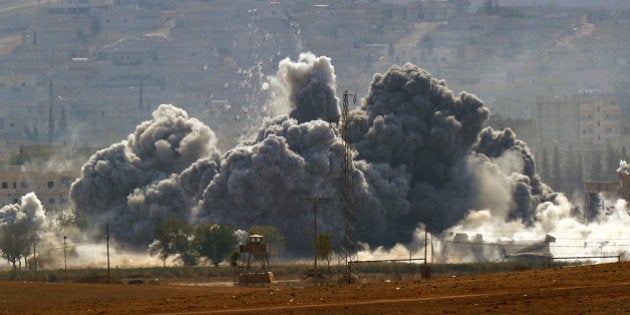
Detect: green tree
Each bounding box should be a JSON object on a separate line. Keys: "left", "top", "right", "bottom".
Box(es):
{"left": 0, "top": 221, "right": 35, "bottom": 270}
{"left": 591, "top": 151, "right": 603, "bottom": 182}
{"left": 149, "top": 217, "right": 196, "bottom": 266}
{"left": 317, "top": 233, "right": 333, "bottom": 272}
{"left": 248, "top": 225, "right": 285, "bottom": 257}
{"left": 179, "top": 248, "right": 199, "bottom": 266}
{"left": 564, "top": 143, "right": 578, "bottom": 193}
{"left": 229, "top": 250, "right": 240, "bottom": 268}
{"left": 576, "top": 149, "right": 584, "bottom": 194}
{"left": 195, "top": 223, "right": 238, "bottom": 267}
{"left": 229, "top": 250, "right": 241, "bottom": 283}
{"left": 540, "top": 146, "right": 549, "bottom": 181}
{"left": 0, "top": 196, "right": 43, "bottom": 271}
{"left": 90, "top": 17, "right": 101, "bottom": 34}
{"left": 552, "top": 145, "right": 562, "bottom": 191}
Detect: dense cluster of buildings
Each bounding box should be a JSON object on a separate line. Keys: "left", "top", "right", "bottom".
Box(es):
{"left": 0, "top": 0, "right": 629, "bottom": 211}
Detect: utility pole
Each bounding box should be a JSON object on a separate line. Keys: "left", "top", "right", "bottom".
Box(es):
{"left": 106, "top": 223, "right": 110, "bottom": 283}
{"left": 63, "top": 235, "right": 67, "bottom": 282}
{"left": 306, "top": 195, "right": 327, "bottom": 286}
{"left": 33, "top": 242, "right": 37, "bottom": 282}
{"left": 431, "top": 231, "right": 434, "bottom": 264}
{"left": 423, "top": 223, "right": 429, "bottom": 279}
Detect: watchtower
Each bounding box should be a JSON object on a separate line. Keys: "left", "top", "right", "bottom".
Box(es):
{"left": 240, "top": 234, "right": 269, "bottom": 273}
{"left": 238, "top": 234, "right": 273, "bottom": 285}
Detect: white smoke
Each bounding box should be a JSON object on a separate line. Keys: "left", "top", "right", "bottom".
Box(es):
{"left": 269, "top": 52, "right": 339, "bottom": 123}
{"left": 0, "top": 192, "right": 46, "bottom": 233}
{"left": 70, "top": 104, "right": 219, "bottom": 247}
{"left": 367, "top": 194, "right": 630, "bottom": 264}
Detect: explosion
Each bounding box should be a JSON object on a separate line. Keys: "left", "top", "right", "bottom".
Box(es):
{"left": 70, "top": 53, "right": 569, "bottom": 256}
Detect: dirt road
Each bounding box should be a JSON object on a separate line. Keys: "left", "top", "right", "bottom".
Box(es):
{"left": 1, "top": 262, "right": 629, "bottom": 314}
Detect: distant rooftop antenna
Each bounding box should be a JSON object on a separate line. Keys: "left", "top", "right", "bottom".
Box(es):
{"left": 339, "top": 90, "right": 358, "bottom": 284}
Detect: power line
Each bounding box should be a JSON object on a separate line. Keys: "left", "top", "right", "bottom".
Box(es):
{"left": 441, "top": 239, "right": 630, "bottom": 249}
{"left": 339, "top": 89, "right": 358, "bottom": 284}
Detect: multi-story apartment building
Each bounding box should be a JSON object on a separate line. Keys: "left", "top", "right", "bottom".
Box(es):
{"left": 578, "top": 97, "right": 621, "bottom": 145}
{"left": 536, "top": 94, "right": 620, "bottom": 148}
{"left": 0, "top": 167, "right": 78, "bottom": 213}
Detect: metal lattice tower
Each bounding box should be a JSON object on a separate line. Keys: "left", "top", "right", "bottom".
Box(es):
{"left": 339, "top": 90, "right": 358, "bottom": 283}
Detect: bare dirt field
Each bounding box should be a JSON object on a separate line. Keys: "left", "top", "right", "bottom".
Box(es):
{"left": 1, "top": 262, "right": 629, "bottom": 314}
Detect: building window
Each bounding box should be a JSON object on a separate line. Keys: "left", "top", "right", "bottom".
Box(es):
{"left": 12, "top": 182, "right": 16, "bottom": 189}
{"left": 48, "top": 198, "right": 55, "bottom": 204}
{"left": 1, "top": 182, "right": 7, "bottom": 189}
{"left": 21, "top": 181, "right": 28, "bottom": 188}
{"left": 60, "top": 176, "right": 71, "bottom": 187}
{"left": 47, "top": 181, "right": 54, "bottom": 189}
{"left": 606, "top": 114, "right": 618, "bottom": 120}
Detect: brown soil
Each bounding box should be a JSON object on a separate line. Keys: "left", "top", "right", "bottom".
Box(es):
{"left": 1, "top": 262, "right": 629, "bottom": 314}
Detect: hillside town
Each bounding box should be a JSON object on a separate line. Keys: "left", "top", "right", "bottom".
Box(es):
{"left": 0, "top": 0, "right": 628, "bottom": 212}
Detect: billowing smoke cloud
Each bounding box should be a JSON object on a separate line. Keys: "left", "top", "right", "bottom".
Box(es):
{"left": 271, "top": 53, "right": 339, "bottom": 123}
{"left": 427, "top": 195, "right": 630, "bottom": 264}
{"left": 70, "top": 55, "right": 564, "bottom": 256}
{"left": 189, "top": 53, "right": 391, "bottom": 251}
{"left": 0, "top": 193, "right": 47, "bottom": 267}
{"left": 195, "top": 116, "right": 383, "bottom": 251}
{"left": 70, "top": 104, "right": 219, "bottom": 247}
{"left": 348, "top": 63, "right": 555, "bottom": 245}
{"left": 0, "top": 192, "right": 46, "bottom": 236}
{"left": 199, "top": 121, "right": 327, "bottom": 245}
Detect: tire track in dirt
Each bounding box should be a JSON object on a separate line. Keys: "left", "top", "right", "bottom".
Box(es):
{"left": 153, "top": 293, "right": 488, "bottom": 314}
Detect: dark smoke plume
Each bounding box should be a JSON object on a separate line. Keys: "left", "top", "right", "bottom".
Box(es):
{"left": 348, "top": 63, "right": 555, "bottom": 244}
{"left": 71, "top": 56, "right": 555, "bottom": 253}
{"left": 70, "top": 104, "right": 219, "bottom": 246}
{"left": 195, "top": 116, "right": 382, "bottom": 250}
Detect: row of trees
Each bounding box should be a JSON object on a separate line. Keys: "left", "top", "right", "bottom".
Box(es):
{"left": 148, "top": 218, "right": 288, "bottom": 267}
{"left": 0, "top": 221, "right": 38, "bottom": 270}
{"left": 149, "top": 218, "right": 337, "bottom": 270}
{"left": 0, "top": 193, "right": 50, "bottom": 270}
{"left": 538, "top": 143, "right": 627, "bottom": 195}
{"left": 149, "top": 218, "right": 237, "bottom": 267}
{"left": 1, "top": 209, "right": 333, "bottom": 270}
{"left": 0, "top": 210, "right": 76, "bottom": 271}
